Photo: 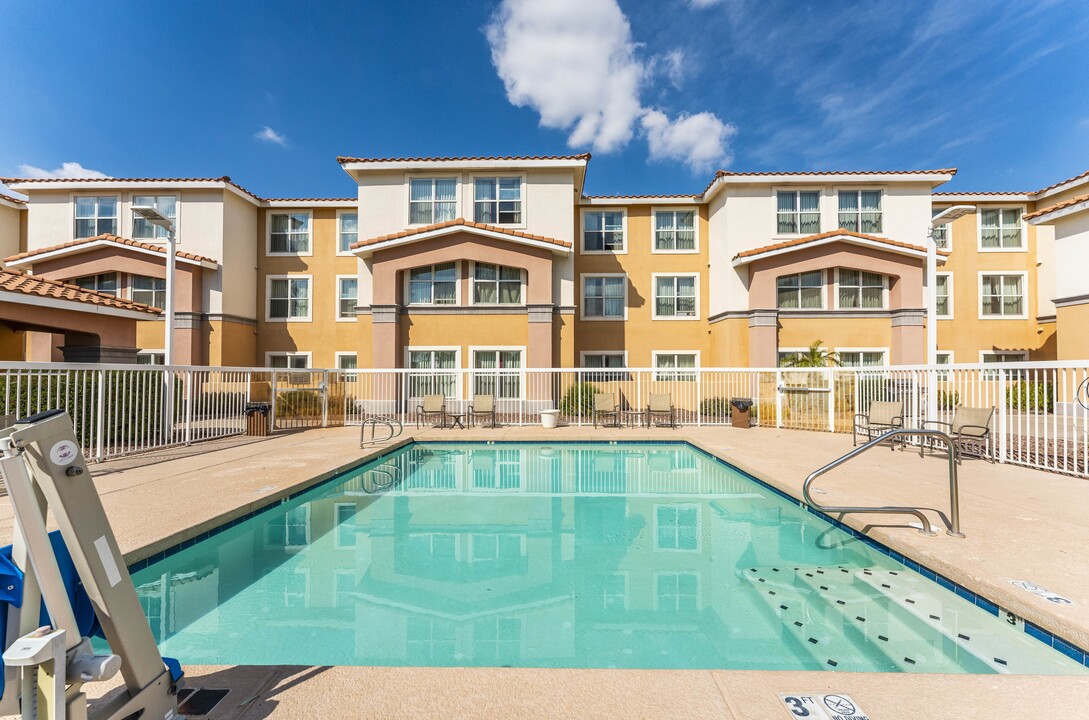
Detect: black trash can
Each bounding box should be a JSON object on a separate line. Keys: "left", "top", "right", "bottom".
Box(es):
{"left": 730, "top": 398, "right": 753, "bottom": 429}
{"left": 244, "top": 402, "right": 271, "bottom": 436}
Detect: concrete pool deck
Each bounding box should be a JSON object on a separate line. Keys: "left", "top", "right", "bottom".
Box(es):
{"left": 2, "top": 423, "right": 1088, "bottom": 718}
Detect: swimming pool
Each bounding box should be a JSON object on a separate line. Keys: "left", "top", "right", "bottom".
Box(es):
{"left": 126, "top": 442, "right": 1086, "bottom": 673}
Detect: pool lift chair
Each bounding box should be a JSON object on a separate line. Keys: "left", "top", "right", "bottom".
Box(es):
{"left": 0, "top": 410, "right": 183, "bottom": 720}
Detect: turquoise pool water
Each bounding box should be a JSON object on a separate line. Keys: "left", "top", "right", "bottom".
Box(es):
{"left": 127, "top": 442, "right": 1085, "bottom": 673}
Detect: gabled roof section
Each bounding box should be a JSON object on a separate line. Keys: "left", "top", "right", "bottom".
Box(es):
{"left": 351, "top": 218, "right": 571, "bottom": 256}
{"left": 731, "top": 229, "right": 948, "bottom": 266}
{"left": 1035, "top": 169, "right": 1089, "bottom": 199}
{"left": 1024, "top": 193, "right": 1089, "bottom": 223}
{"left": 0, "top": 192, "right": 26, "bottom": 207}
{"left": 337, "top": 153, "right": 591, "bottom": 164}
{"left": 4, "top": 234, "right": 219, "bottom": 269}
{"left": 703, "top": 168, "right": 957, "bottom": 201}
{"left": 0, "top": 176, "right": 263, "bottom": 205}
{"left": 0, "top": 269, "right": 160, "bottom": 316}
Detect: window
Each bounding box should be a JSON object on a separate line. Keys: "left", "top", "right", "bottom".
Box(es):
{"left": 777, "top": 191, "right": 820, "bottom": 234}
{"left": 980, "top": 208, "right": 1023, "bottom": 249}
{"left": 274, "top": 505, "right": 310, "bottom": 548}
{"left": 337, "top": 353, "right": 358, "bottom": 382}
{"left": 74, "top": 196, "right": 117, "bottom": 238}
{"left": 408, "top": 349, "right": 458, "bottom": 398}
{"left": 582, "top": 275, "right": 626, "bottom": 319}
{"left": 931, "top": 208, "right": 950, "bottom": 249}
{"left": 776, "top": 271, "right": 823, "bottom": 309}
{"left": 268, "top": 277, "right": 311, "bottom": 320}
{"left": 337, "top": 276, "right": 357, "bottom": 319}
{"left": 473, "top": 263, "right": 521, "bottom": 304}
{"left": 268, "top": 353, "right": 309, "bottom": 369}
{"left": 982, "top": 351, "right": 1027, "bottom": 363}
{"left": 653, "top": 352, "right": 697, "bottom": 382}
{"left": 335, "top": 503, "right": 356, "bottom": 548}
{"left": 583, "top": 211, "right": 625, "bottom": 252}
{"left": 980, "top": 274, "right": 1024, "bottom": 317}
{"left": 269, "top": 213, "right": 310, "bottom": 254}
{"left": 778, "top": 350, "right": 805, "bottom": 367}
{"left": 474, "top": 617, "right": 522, "bottom": 665}
{"left": 653, "top": 210, "right": 696, "bottom": 251}
{"left": 131, "top": 275, "right": 165, "bottom": 308}
{"left": 407, "top": 618, "right": 456, "bottom": 663}
{"left": 655, "top": 505, "right": 698, "bottom": 550}
{"left": 936, "top": 351, "right": 952, "bottom": 380}
{"left": 603, "top": 573, "right": 628, "bottom": 610}
{"left": 136, "top": 351, "right": 165, "bottom": 365}
{"left": 838, "top": 190, "right": 882, "bottom": 234}
{"left": 582, "top": 353, "right": 625, "bottom": 369}
{"left": 73, "top": 272, "right": 118, "bottom": 297}
{"left": 653, "top": 275, "right": 698, "bottom": 318}
{"left": 338, "top": 212, "right": 358, "bottom": 253}
{"left": 936, "top": 274, "right": 952, "bottom": 318}
{"left": 132, "top": 195, "right": 176, "bottom": 240}
{"left": 837, "top": 269, "right": 885, "bottom": 309}
{"left": 283, "top": 569, "right": 309, "bottom": 608}
{"left": 409, "top": 178, "right": 456, "bottom": 224}
{"left": 409, "top": 263, "right": 457, "bottom": 305}
{"left": 472, "top": 349, "right": 522, "bottom": 399}
{"left": 474, "top": 177, "right": 521, "bottom": 224}
{"left": 656, "top": 572, "right": 699, "bottom": 612}
{"left": 838, "top": 350, "right": 887, "bottom": 367}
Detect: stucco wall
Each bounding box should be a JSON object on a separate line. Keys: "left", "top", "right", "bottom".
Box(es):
{"left": 0, "top": 204, "right": 23, "bottom": 264}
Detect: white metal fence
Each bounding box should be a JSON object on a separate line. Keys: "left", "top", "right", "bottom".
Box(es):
{"left": 0, "top": 362, "right": 1086, "bottom": 476}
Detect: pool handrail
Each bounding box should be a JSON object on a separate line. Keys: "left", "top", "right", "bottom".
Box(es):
{"left": 360, "top": 415, "right": 403, "bottom": 447}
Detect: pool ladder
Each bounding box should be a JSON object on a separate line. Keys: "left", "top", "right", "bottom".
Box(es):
{"left": 360, "top": 415, "right": 404, "bottom": 447}
{"left": 803, "top": 429, "right": 964, "bottom": 538}
{"left": 361, "top": 463, "right": 403, "bottom": 493}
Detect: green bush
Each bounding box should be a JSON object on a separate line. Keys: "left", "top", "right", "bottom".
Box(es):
{"left": 1007, "top": 380, "right": 1054, "bottom": 413}
{"left": 559, "top": 382, "right": 597, "bottom": 416}
{"left": 700, "top": 396, "right": 730, "bottom": 417}
{"left": 937, "top": 389, "right": 960, "bottom": 410}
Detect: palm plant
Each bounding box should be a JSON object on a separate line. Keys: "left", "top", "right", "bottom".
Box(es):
{"left": 783, "top": 340, "right": 840, "bottom": 368}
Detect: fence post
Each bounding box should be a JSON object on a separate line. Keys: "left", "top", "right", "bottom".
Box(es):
{"left": 270, "top": 371, "right": 278, "bottom": 433}
{"left": 696, "top": 369, "right": 702, "bottom": 427}
{"left": 184, "top": 371, "right": 194, "bottom": 446}
{"left": 775, "top": 369, "right": 783, "bottom": 429}
{"left": 322, "top": 369, "right": 330, "bottom": 428}
{"left": 997, "top": 367, "right": 1008, "bottom": 463}
{"left": 827, "top": 368, "right": 835, "bottom": 432}
{"left": 95, "top": 369, "right": 105, "bottom": 462}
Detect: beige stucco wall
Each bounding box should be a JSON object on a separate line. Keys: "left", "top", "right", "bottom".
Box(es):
{"left": 1056, "top": 303, "right": 1089, "bottom": 360}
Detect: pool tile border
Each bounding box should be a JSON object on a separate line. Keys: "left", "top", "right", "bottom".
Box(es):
{"left": 126, "top": 438, "right": 1089, "bottom": 669}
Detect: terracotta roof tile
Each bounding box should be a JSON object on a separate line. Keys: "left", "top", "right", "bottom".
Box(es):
{"left": 1035, "top": 169, "right": 1089, "bottom": 196}
{"left": 351, "top": 218, "right": 571, "bottom": 250}
{"left": 732, "top": 228, "right": 949, "bottom": 261}
{"left": 932, "top": 191, "right": 1031, "bottom": 196}
{"left": 582, "top": 194, "right": 700, "bottom": 200}
{"left": 4, "top": 234, "right": 218, "bottom": 266}
{"left": 264, "top": 197, "right": 356, "bottom": 202}
{"left": 0, "top": 193, "right": 26, "bottom": 205}
{"left": 717, "top": 168, "right": 958, "bottom": 178}
{"left": 337, "top": 154, "right": 591, "bottom": 164}
{"left": 0, "top": 269, "right": 160, "bottom": 313}
{"left": 0, "top": 176, "right": 263, "bottom": 202}
{"left": 1024, "top": 193, "right": 1089, "bottom": 220}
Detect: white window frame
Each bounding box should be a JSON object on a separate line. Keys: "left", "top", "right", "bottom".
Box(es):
{"left": 470, "top": 262, "right": 524, "bottom": 306}
{"left": 774, "top": 188, "right": 822, "bottom": 236}
{"left": 470, "top": 174, "right": 526, "bottom": 227}
{"left": 653, "top": 571, "right": 701, "bottom": 612}
{"left": 136, "top": 349, "right": 165, "bottom": 365}
{"left": 335, "top": 274, "right": 358, "bottom": 321}
{"left": 835, "top": 348, "right": 889, "bottom": 368}
{"left": 580, "top": 208, "right": 627, "bottom": 255}
{"left": 131, "top": 194, "right": 179, "bottom": 241}
{"left": 469, "top": 346, "right": 526, "bottom": 401}
{"left": 404, "top": 346, "right": 462, "bottom": 398}
{"left": 334, "top": 502, "right": 356, "bottom": 549}
{"left": 335, "top": 352, "right": 358, "bottom": 382}
{"left": 580, "top": 273, "right": 628, "bottom": 321}
{"left": 406, "top": 262, "right": 460, "bottom": 306}
{"left": 603, "top": 571, "right": 629, "bottom": 611}
{"left": 980, "top": 350, "right": 1028, "bottom": 363}
{"left": 776, "top": 270, "right": 825, "bottom": 310}
{"left": 336, "top": 209, "right": 359, "bottom": 256}
{"left": 835, "top": 187, "right": 884, "bottom": 235}
{"left": 651, "top": 272, "right": 700, "bottom": 320}
{"left": 651, "top": 207, "right": 699, "bottom": 254}
{"left": 777, "top": 347, "right": 810, "bottom": 367}
{"left": 652, "top": 504, "right": 701, "bottom": 552}
{"left": 935, "top": 272, "right": 953, "bottom": 319}
{"left": 579, "top": 351, "right": 628, "bottom": 368}
{"left": 407, "top": 175, "right": 459, "bottom": 226}
{"left": 73, "top": 271, "right": 120, "bottom": 297}
{"left": 978, "top": 271, "right": 1028, "bottom": 320}
{"left": 651, "top": 351, "right": 700, "bottom": 382}
{"left": 265, "top": 351, "right": 312, "bottom": 368}
{"left": 931, "top": 207, "right": 951, "bottom": 250}
{"left": 977, "top": 206, "right": 1027, "bottom": 253}
{"left": 834, "top": 268, "right": 888, "bottom": 311}
{"left": 265, "top": 274, "right": 313, "bottom": 322}
{"left": 73, "top": 194, "right": 119, "bottom": 239}
{"left": 266, "top": 210, "right": 313, "bottom": 257}
{"left": 129, "top": 274, "right": 166, "bottom": 308}
{"left": 935, "top": 351, "right": 953, "bottom": 380}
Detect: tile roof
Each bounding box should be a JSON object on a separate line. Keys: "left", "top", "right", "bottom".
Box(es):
{"left": 732, "top": 228, "right": 948, "bottom": 261}
{"left": 0, "top": 269, "right": 160, "bottom": 313}
{"left": 1035, "top": 168, "right": 1089, "bottom": 196}
{"left": 352, "top": 217, "right": 571, "bottom": 250}
{"left": 337, "top": 154, "right": 591, "bottom": 164}
{"left": 932, "top": 191, "right": 1030, "bottom": 196}
{"left": 0, "top": 193, "right": 26, "bottom": 205}
{"left": 264, "top": 197, "right": 356, "bottom": 202}
{"left": 0, "top": 175, "right": 263, "bottom": 202}
{"left": 4, "top": 234, "right": 218, "bottom": 266}
{"left": 717, "top": 168, "right": 958, "bottom": 178}
{"left": 582, "top": 194, "right": 700, "bottom": 200}
{"left": 1024, "top": 193, "right": 1089, "bottom": 220}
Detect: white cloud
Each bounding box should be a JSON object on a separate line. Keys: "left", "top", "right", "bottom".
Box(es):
{"left": 643, "top": 110, "right": 736, "bottom": 172}
{"left": 688, "top": 0, "right": 725, "bottom": 7}
{"left": 486, "top": 0, "right": 734, "bottom": 170}
{"left": 255, "top": 126, "right": 287, "bottom": 146}
{"left": 17, "top": 162, "right": 109, "bottom": 179}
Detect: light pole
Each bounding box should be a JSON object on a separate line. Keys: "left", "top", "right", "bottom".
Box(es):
{"left": 131, "top": 206, "right": 177, "bottom": 438}
{"left": 926, "top": 205, "right": 974, "bottom": 420}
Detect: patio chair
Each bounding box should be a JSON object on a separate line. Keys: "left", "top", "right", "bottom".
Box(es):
{"left": 922, "top": 405, "right": 995, "bottom": 464}
{"left": 593, "top": 393, "right": 620, "bottom": 428}
{"left": 416, "top": 394, "right": 447, "bottom": 429}
{"left": 852, "top": 401, "right": 904, "bottom": 447}
{"left": 468, "top": 394, "right": 496, "bottom": 428}
{"left": 646, "top": 393, "right": 675, "bottom": 428}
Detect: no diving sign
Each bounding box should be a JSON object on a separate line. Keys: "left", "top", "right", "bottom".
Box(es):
{"left": 780, "top": 693, "right": 870, "bottom": 720}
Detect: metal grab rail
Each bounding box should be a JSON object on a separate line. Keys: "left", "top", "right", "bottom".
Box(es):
{"left": 803, "top": 428, "right": 964, "bottom": 538}
{"left": 360, "top": 415, "right": 403, "bottom": 447}
{"left": 361, "top": 464, "right": 402, "bottom": 493}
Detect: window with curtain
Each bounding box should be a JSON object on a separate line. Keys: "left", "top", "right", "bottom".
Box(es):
{"left": 838, "top": 350, "right": 886, "bottom": 367}
{"left": 473, "top": 263, "right": 521, "bottom": 304}
{"left": 654, "top": 210, "right": 696, "bottom": 250}
{"left": 270, "top": 213, "right": 310, "bottom": 253}
{"left": 582, "top": 353, "right": 625, "bottom": 368}
{"left": 73, "top": 272, "right": 118, "bottom": 297}
{"left": 935, "top": 351, "right": 952, "bottom": 380}
{"left": 583, "top": 211, "right": 625, "bottom": 252}
{"left": 936, "top": 274, "right": 952, "bottom": 317}
{"left": 337, "top": 277, "right": 358, "bottom": 319}
{"left": 474, "top": 177, "right": 521, "bottom": 224}
{"left": 656, "top": 572, "right": 699, "bottom": 612}
{"left": 268, "top": 277, "right": 310, "bottom": 319}
{"left": 982, "top": 352, "right": 1027, "bottom": 363}
{"left": 136, "top": 352, "right": 165, "bottom": 365}
{"left": 408, "top": 349, "right": 458, "bottom": 398}
{"left": 838, "top": 269, "right": 885, "bottom": 309}
{"left": 132, "top": 195, "right": 176, "bottom": 239}
{"left": 473, "top": 349, "right": 522, "bottom": 399}
{"left": 980, "top": 208, "right": 1023, "bottom": 249}
{"left": 838, "top": 190, "right": 882, "bottom": 233}
{"left": 654, "top": 275, "right": 697, "bottom": 318}
{"left": 130, "top": 275, "right": 166, "bottom": 307}
{"left": 74, "top": 196, "right": 117, "bottom": 238}
{"left": 337, "top": 353, "right": 358, "bottom": 382}
{"left": 409, "top": 262, "right": 457, "bottom": 304}
{"left": 653, "top": 353, "right": 697, "bottom": 382}
{"left": 931, "top": 208, "right": 950, "bottom": 249}
{"left": 776, "top": 271, "right": 823, "bottom": 309}
{"left": 776, "top": 191, "right": 820, "bottom": 234}
{"left": 583, "top": 276, "right": 626, "bottom": 318}
{"left": 980, "top": 274, "right": 1024, "bottom": 316}
{"left": 338, "top": 212, "right": 358, "bottom": 253}
{"left": 655, "top": 505, "right": 698, "bottom": 550}
{"left": 268, "top": 354, "right": 309, "bottom": 368}
{"left": 410, "top": 178, "right": 457, "bottom": 224}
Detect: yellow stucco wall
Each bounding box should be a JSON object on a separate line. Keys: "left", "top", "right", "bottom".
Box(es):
{"left": 0, "top": 326, "right": 24, "bottom": 361}
{"left": 399, "top": 314, "right": 529, "bottom": 368}
{"left": 1056, "top": 303, "right": 1089, "bottom": 360}
{"left": 777, "top": 317, "right": 893, "bottom": 356}
{"left": 208, "top": 319, "right": 258, "bottom": 367}
{"left": 709, "top": 318, "right": 748, "bottom": 367}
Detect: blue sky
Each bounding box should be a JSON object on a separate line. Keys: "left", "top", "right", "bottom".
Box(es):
{"left": 1, "top": 0, "right": 1087, "bottom": 198}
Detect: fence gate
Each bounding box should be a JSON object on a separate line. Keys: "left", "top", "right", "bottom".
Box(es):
{"left": 273, "top": 370, "right": 336, "bottom": 429}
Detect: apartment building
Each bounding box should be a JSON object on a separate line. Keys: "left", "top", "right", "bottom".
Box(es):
{"left": 0, "top": 157, "right": 1084, "bottom": 369}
